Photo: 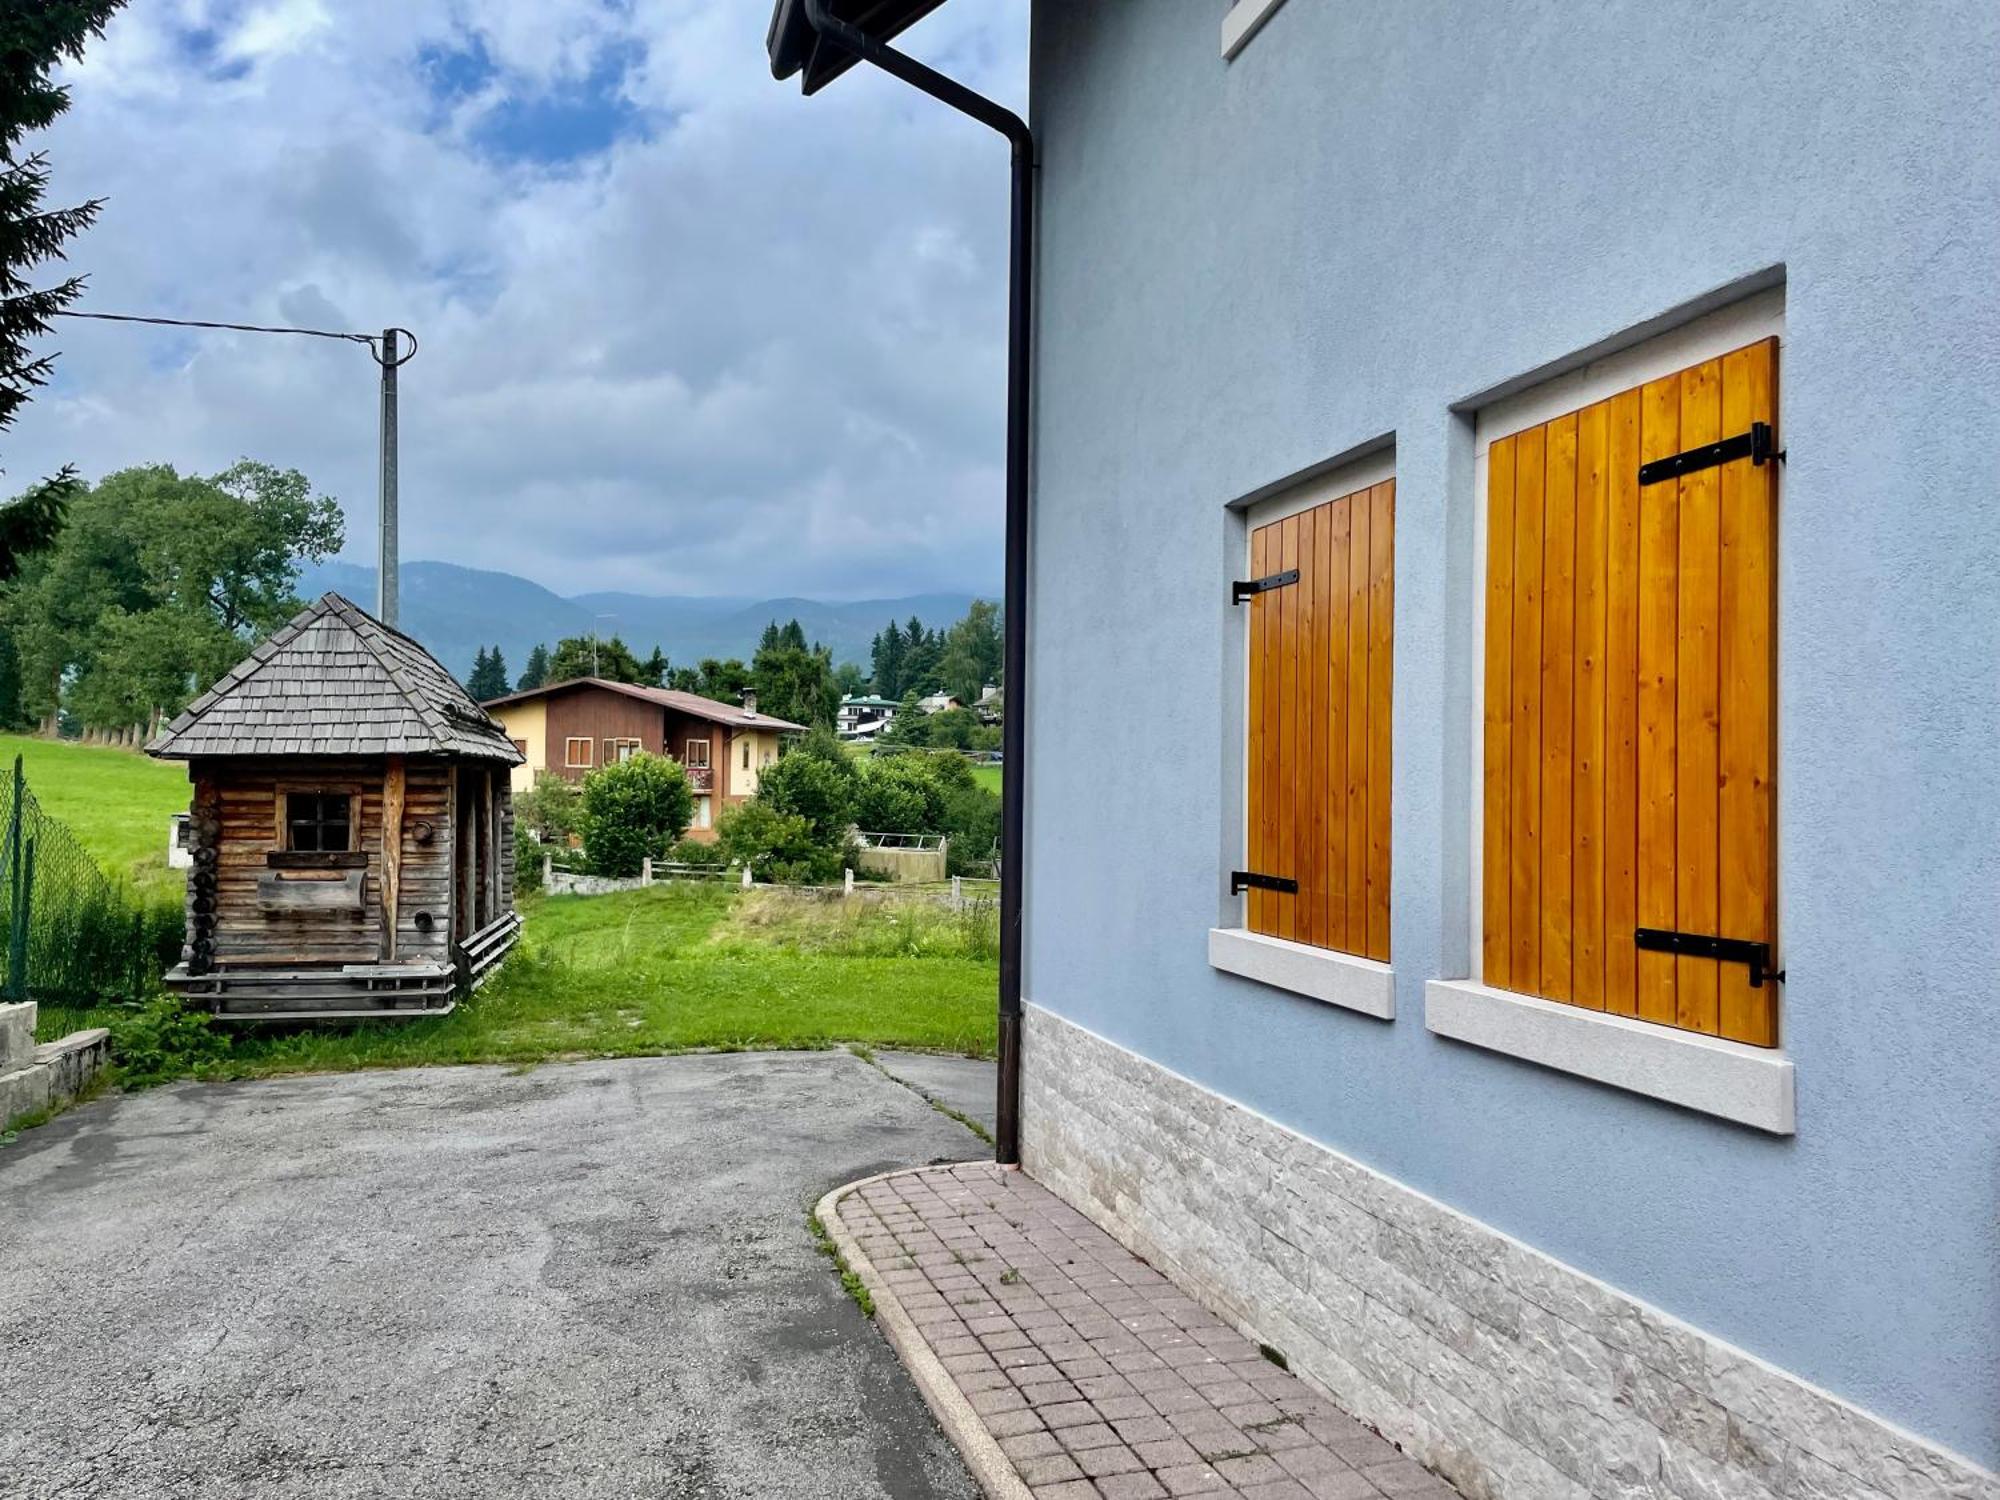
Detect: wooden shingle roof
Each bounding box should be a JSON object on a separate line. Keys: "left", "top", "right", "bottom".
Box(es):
{"left": 147, "top": 594, "right": 524, "bottom": 764}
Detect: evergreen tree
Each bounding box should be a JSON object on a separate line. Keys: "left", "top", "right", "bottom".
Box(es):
{"left": 871, "top": 620, "right": 907, "bottom": 699}
{"left": 750, "top": 629, "right": 838, "bottom": 729}
{"left": 902, "top": 616, "right": 943, "bottom": 696}
{"left": 880, "top": 690, "right": 933, "bottom": 748}
{"left": 0, "top": 1, "right": 126, "bottom": 582}
{"left": 466, "top": 644, "right": 509, "bottom": 700}
{"left": 516, "top": 643, "right": 550, "bottom": 692}
{"left": 641, "top": 645, "right": 668, "bottom": 687}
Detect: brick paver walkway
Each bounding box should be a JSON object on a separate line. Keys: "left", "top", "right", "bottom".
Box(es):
{"left": 833, "top": 1163, "right": 1460, "bottom": 1500}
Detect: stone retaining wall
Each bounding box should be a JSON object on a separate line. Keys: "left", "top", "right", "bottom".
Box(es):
{"left": 1, "top": 1001, "right": 110, "bottom": 1130}
{"left": 1021, "top": 1004, "right": 1998, "bottom": 1500}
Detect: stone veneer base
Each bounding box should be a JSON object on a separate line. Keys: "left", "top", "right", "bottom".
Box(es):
{"left": 1019, "top": 1003, "right": 1999, "bottom": 1500}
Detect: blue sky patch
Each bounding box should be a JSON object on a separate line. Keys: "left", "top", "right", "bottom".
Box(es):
{"left": 419, "top": 35, "right": 645, "bottom": 166}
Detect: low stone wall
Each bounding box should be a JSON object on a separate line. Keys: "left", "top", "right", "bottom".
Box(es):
{"left": 545, "top": 869, "right": 646, "bottom": 896}
{"left": 1021, "top": 1004, "right": 1997, "bottom": 1500}
{"left": 1, "top": 1001, "right": 110, "bottom": 1130}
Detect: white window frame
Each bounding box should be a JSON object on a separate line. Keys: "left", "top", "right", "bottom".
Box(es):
{"left": 1441, "top": 284, "right": 1795, "bottom": 1134}
{"left": 1222, "top": 0, "right": 1288, "bottom": 59}
{"left": 684, "top": 737, "right": 710, "bottom": 769}
{"left": 605, "top": 737, "right": 642, "bottom": 764}
{"left": 564, "top": 737, "right": 593, "bottom": 769}
{"left": 1211, "top": 447, "right": 1398, "bottom": 1021}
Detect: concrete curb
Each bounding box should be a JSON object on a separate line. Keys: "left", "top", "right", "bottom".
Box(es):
{"left": 815, "top": 1167, "right": 1034, "bottom": 1500}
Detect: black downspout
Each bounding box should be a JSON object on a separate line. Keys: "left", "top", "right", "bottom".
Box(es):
{"left": 802, "top": 0, "right": 1030, "bottom": 1166}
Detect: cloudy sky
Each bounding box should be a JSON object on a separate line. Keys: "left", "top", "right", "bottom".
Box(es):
{"left": 13, "top": 0, "right": 1024, "bottom": 600}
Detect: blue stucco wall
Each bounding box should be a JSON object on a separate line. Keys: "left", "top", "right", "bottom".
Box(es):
{"left": 1022, "top": 0, "right": 1999, "bottom": 1467}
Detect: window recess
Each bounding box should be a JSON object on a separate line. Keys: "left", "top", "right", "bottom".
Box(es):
{"left": 1241, "top": 479, "right": 1395, "bottom": 961}
{"left": 1480, "top": 336, "right": 1779, "bottom": 1046}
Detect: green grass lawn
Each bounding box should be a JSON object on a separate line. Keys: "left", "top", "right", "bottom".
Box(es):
{"left": 36, "top": 883, "right": 999, "bottom": 1080}
{"left": 970, "top": 764, "right": 1002, "bottom": 795}
{"left": 0, "top": 734, "right": 189, "bottom": 895}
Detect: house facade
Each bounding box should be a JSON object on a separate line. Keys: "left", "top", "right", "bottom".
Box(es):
{"left": 483, "top": 678, "right": 803, "bottom": 839}
{"left": 837, "top": 693, "right": 898, "bottom": 742}
{"left": 1019, "top": 6, "right": 1999, "bottom": 1500}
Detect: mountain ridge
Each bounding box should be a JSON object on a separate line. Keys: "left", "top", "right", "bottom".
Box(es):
{"left": 297, "top": 560, "right": 992, "bottom": 683}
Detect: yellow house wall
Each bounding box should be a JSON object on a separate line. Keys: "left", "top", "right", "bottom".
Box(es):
{"left": 491, "top": 700, "right": 545, "bottom": 795}
{"left": 728, "top": 729, "right": 782, "bottom": 798}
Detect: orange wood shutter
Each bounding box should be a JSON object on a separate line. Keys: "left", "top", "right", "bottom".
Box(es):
{"left": 1246, "top": 480, "right": 1393, "bottom": 960}
{"left": 1482, "top": 338, "right": 1777, "bottom": 1045}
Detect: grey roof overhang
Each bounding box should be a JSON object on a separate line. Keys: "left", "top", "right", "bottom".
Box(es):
{"left": 767, "top": 0, "right": 950, "bottom": 94}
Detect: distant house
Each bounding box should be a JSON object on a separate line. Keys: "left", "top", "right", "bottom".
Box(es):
{"left": 483, "top": 678, "right": 804, "bottom": 840}
{"left": 837, "top": 694, "right": 898, "bottom": 741}
{"left": 916, "top": 692, "right": 962, "bottom": 715}
{"left": 147, "top": 593, "right": 524, "bottom": 1019}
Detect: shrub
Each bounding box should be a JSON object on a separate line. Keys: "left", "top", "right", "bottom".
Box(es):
{"left": 515, "top": 771, "right": 583, "bottom": 844}
{"left": 110, "top": 997, "right": 230, "bottom": 1088}
{"left": 580, "top": 753, "right": 695, "bottom": 877}
{"left": 514, "top": 822, "right": 544, "bottom": 894}
{"left": 717, "top": 801, "right": 843, "bottom": 885}
{"left": 853, "top": 755, "right": 944, "bottom": 835}
{"left": 757, "top": 744, "right": 859, "bottom": 845}
{"left": 666, "top": 835, "right": 727, "bottom": 868}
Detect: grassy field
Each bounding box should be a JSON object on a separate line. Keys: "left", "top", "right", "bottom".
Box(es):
{"left": 36, "top": 883, "right": 999, "bottom": 1078}
{"left": 970, "top": 764, "right": 1002, "bottom": 795}
{"left": 0, "top": 734, "right": 189, "bottom": 894}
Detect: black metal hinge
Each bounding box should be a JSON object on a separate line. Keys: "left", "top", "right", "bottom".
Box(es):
{"left": 1637, "top": 421, "right": 1782, "bottom": 486}
{"left": 1634, "top": 928, "right": 1784, "bottom": 988}
{"left": 1231, "top": 870, "right": 1298, "bottom": 896}
{"left": 1232, "top": 569, "right": 1299, "bottom": 604}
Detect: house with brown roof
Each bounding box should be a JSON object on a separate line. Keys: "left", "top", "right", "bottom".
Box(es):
{"left": 482, "top": 678, "right": 805, "bottom": 839}
{"left": 147, "top": 593, "right": 524, "bottom": 1019}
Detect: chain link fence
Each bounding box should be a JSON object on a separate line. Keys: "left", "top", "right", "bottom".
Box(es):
{"left": 0, "top": 757, "right": 181, "bottom": 1006}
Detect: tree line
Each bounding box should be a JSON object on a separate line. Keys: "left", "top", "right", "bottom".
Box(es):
{"left": 867, "top": 600, "right": 1000, "bottom": 705}
{"left": 493, "top": 599, "right": 1005, "bottom": 735}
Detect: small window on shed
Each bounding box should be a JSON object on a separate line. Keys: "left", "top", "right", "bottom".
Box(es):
{"left": 286, "top": 793, "right": 353, "bottom": 853}
{"left": 566, "top": 737, "right": 594, "bottom": 768}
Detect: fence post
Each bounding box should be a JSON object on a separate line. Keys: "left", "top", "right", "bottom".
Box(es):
{"left": 952, "top": 874, "right": 963, "bottom": 909}
{"left": 844, "top": 867, "right": 855, "bottom": 896}
{"left": 11, "top": 837, "right": 33, "bottom": 1003}
{"left": 542, "top": 853, "right": 553, "bottom": 886}
{"left": 5, "top": 759, "right": 23, "bottom": 1002}
{"left": 741, "top": 864, "right": 753, "bottom": 889}
{"left": 642, "top": 855, "right": 654, "bottom": 887}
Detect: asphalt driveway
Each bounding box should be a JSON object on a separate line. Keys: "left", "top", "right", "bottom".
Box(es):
{"left": 0, "top": 1049, "right": 996, "bottom": 1498}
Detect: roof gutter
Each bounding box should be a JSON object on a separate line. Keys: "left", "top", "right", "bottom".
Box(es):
{"left": 799, "top": 0, "right": 1031, "bottom": 1166}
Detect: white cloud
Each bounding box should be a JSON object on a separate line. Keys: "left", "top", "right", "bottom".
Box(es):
{"left": 10, "top": 0, "right": 1025, "bottom": 599}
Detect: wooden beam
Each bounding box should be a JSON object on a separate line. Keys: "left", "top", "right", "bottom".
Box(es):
{"left": 382, "top": 755, "right": 405, "bottom": 961}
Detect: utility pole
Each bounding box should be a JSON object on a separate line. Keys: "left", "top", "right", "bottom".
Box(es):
{"left": 377, "top": 327, "right": 401, "bottom": 628}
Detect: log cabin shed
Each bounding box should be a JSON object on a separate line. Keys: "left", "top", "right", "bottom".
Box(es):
{"left": 147, "top": 593, "right": 525, "bottom": 1019}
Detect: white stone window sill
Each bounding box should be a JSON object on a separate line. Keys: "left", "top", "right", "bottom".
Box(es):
{"left": 1222, "top": 0, "right": 1288, "bottom": 60}
{"left": 1424, "top": 979, "right": 1795, "bottom": 1135}
{"left": 1209, "top": 928, "right": 1395, "bottom": 1019}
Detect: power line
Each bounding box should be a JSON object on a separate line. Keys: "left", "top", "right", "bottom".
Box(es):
{"left": 52, "top": 309, "right": 416, "bottom": 366}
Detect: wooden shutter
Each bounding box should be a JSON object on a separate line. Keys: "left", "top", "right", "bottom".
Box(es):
{"left": 1482, "top": 338, "right": 1777, "bottom": 1045}
{"left": 1246, "top": 480, "right": 1394, "bottom": 960}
